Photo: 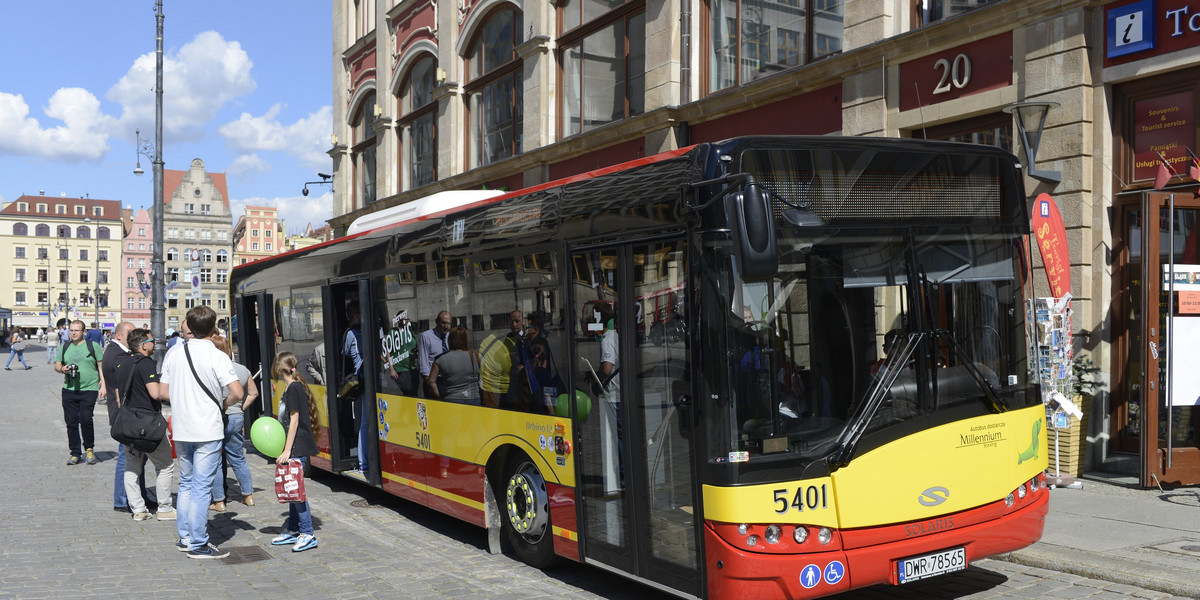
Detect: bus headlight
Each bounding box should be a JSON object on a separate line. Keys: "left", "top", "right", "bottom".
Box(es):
{"left": 1017, "top": 483, "right": 1027, "bottom": 499}
{"left": 765, "top": 525, "right": 781, "bottom": 544}
{"left": 817, "top": 527, "right": 832, "bottom": 545}
{"left": 793, "top": 526, "right": 808, "bottom": 544}
{"left": 746, "top": 535, "right": 759, "bottom": 547}
{"left": 1005, "top": 492, "right": 1015, "bottom": 507}
{"left": 737, "top": 523, "right": 749, "bottom": 536}
{"left": 1029, "top": 475, "right": 1041, "bottom": 492}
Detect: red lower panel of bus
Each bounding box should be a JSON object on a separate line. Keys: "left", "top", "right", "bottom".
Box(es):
{"left": 706, "top": 491, "right": 1048, "bottom": 599}
{"left": 371, "top": 440, "right": 580, "bottom": 559}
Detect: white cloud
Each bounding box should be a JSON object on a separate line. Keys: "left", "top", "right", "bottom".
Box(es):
{"left": 227, "top": 153, "right": 270, "bottom": 181}
{"left": 219, "top": 104, "right": 332, "bottom": 170}
{"left": 0, "top": 89, "right": 113, "bottom": 160}
{"left": 108, "top": 30, "right": 256, "bottom": 140}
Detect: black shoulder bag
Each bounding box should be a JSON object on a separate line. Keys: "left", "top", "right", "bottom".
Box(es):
{"left": 185, "top": 343, "right": 228, "bottom": 426}
{"left": 110, "top": 354, "right": 169, "bottom": 452}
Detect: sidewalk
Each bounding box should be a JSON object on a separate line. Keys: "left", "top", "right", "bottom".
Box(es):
{"left": 999, "top": 472, "right": 1200, "bottom": 598}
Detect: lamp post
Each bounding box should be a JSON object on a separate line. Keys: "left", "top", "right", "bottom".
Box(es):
{"left": 1003, "top": 101, "right": 1061, "bottom": 184}
{"left": 40, "top": 255, "right": 52, "bottom": 332}
{"left": 133, "top": 0, "right": 166, "bottom": 362}
{"left": 56, "top": 243, "right": 70, "bottom": 321}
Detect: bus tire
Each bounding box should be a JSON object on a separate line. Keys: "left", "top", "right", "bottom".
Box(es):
{"left": 502, "top": 453, "right": 556, "bottom": 568}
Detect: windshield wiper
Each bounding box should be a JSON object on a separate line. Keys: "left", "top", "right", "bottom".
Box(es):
{"left": 932, "top": 328, "right": 1007, "bottom": 414}
{"left": 829, "top": 332, "right": 924, "bottom": 469}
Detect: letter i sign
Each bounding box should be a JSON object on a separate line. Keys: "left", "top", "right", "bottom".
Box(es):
{"left": 1107, "top": 0, "right": 1155, "bottom": 59}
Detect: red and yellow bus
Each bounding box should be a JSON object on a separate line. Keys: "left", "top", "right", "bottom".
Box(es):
{"left": 231, "top": 136, "right": 1047, "bottom": 599}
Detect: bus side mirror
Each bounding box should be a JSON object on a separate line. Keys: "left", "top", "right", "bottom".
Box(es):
{"left": 732, "top": 184, "right": 778, "bottom": 281}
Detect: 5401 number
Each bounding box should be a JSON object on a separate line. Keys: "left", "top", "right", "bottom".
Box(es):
{"left": 773, "top": 484, "right": 829, "bottom": 514}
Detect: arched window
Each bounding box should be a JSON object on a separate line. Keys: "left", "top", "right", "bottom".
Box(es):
{"left": 167, "top": 248, "right": 179, "bottom": 262}
{"left": 352, "top": 92, "right": 378, "bottom": 208}
{"left": 13, "top": 223, "right": 27, "bottom": 236}
{"left": 57, "top": 225, "right": 71, "bottom": 238}
{"left": 35, "top": 224, "right": 50, "bottom": 237}
{"left": 77, "top": 225, "right": 91, "bottom": 239}
{"left": 216, "top": 250, "right": 228, "bottom": 263}
{"left": 98, "top": 226, "right": 111, "bottom": 240}
{"left": 398, "top": 55, "right": 438, "bottom": 190}
{"left": 202, "top": 249, "right": 212, "bottom": 262}
{"left": 465, "top": 7, "right": 523, "bottom": 168}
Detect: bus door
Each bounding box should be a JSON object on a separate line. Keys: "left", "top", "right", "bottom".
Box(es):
{"left": 570, "top": 240, "right": 701, "bottom": 597}
{"left": 323, "top": 279, "right": 382, "bottom": 484}
{"left": 235, "top": 291, "right": 274, "bottom": 423}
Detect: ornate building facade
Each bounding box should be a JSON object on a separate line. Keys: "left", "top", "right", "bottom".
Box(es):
{"left": 162, "top": 159, "right": 234, "bottom": 331}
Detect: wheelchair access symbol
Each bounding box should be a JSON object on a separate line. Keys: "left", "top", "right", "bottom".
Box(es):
{"left": 799, "top": 564, "right": 821, "bottom": 589}
{"left": 823, "top": 560, "right": 845, "bottom": 585}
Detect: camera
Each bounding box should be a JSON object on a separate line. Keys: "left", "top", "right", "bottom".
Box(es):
{"left": 62, "top": 363, "right": 79, "bottom": 378}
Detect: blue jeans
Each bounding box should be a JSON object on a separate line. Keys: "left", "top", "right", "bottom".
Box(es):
{"left": 113, "top": 444, "right": 149, "bottom": 509}
{"left": 176, "top": 440, "right": 222, "bottom": 550}
{"left": 212, "top": 413, "right": 253, "bottom": 501}
{"left": 5, "top": 348, "right": 28, "bottom": 368}
{"left": 358, "top": 397, "right": 371, "bottom": 472}
{"left": 47, "top": 345, "right": 56, "bottom": 363}
{"left": 284, "top": 456, "right": 314, "bottom": 535}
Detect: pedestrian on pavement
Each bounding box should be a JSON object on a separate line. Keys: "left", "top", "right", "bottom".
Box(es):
{"left": 102, "top": 321, "right": 152, "bottom": 513}
{"left": 6, "top": 325, "right": 31, "bottom": 370}
{"left": 209, "top": 335, "right": 258, "bottom": 510}
{"left": 45, "top": 321, "right": 59, "bottom": 364}
{"left": 161, "top": 305, "right": 243, "bottom": 559}
{"left": 116, "top": 328, "right": 176, "bottom": 522}
{"left": 270, "top": 351, "right": 320, "bottom": 553}
{"left": 55, "top": 320, "right": 105, "bottom": 465}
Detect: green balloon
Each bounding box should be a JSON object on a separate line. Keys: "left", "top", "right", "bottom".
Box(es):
{"left": 250, "top": 416, "right": 286, "bottom": 458}
{"left": 555, "top": 390, "right": 592, "bottom": 421}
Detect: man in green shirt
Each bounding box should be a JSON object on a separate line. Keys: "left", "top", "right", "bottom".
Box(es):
{"left": 55, "top": 320, "right": 107, "bottom": 465}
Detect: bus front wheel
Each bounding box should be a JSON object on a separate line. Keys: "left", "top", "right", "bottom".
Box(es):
{"left": 502, "top": 453, "right": 556, "bottom": 568}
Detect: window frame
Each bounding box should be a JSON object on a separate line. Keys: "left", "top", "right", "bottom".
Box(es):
{"left": 463, "top": 6, "right": 525, "bottom": 169}
{"left": 556, "top": 1, "right": 646, "bottom": 139}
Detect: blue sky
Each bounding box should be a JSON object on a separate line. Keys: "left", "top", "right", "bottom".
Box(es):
{"left": 0, "top": 2, "right": 334, "bottom": 235}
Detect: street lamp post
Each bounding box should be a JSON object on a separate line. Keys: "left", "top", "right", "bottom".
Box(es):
{"left": 133, "top": 0, "right": 166, "bottom": 363}
{"left": 40, "top": 255, "right": 52, "bottom": 332}
{"left": 56, "top": 243, "right": 70, "bottom": 321}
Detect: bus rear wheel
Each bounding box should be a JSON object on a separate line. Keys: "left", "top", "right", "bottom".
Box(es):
{"left": 502, "top": 454, "right": 556, "bottom": 568}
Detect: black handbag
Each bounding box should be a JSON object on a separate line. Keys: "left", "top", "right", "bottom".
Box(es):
{"left": 111, "top": 405, "right": 167, "bottom": 452}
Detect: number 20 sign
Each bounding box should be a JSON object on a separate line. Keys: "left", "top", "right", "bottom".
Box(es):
{"left": 899, "top": 32, "right": 1013, "bottom": 112}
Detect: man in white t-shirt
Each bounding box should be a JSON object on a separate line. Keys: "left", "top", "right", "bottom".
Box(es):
{"left": 161, "top": 305, "right": 243, "bottom": 559}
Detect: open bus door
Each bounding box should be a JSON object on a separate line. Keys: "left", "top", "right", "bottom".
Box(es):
{"left": 323, "top": 279, "right": 381, "bottom": 484}
{"left": 569, "top": 240, "right": 701, "bottom": 597}
{"left": 235, "top": 291, "right": 274, "bottom": 423}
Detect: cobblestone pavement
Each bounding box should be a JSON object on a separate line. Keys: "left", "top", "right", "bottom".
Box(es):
{"left": 0, "top": 348, "right": 1190, "bottom": 600}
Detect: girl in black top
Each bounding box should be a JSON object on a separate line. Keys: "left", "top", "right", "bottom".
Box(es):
{"left": 269, "top": 352, "right": 321, "bottom": 552}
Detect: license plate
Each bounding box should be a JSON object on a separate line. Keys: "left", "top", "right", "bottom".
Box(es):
{"left": 896, "top": 547, "right": 966, "bottom": 584}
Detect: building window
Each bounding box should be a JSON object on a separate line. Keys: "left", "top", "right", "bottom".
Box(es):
{"left": 202, "top": 249, "right": 212, "bottom": 262}
{"left": 127, "top": 296, "right": 135, "bottom": 310}
{"left": 13, "top": 223, "right": 27, "bottom": 236}
{"left": 57, "top": 225, "right": 71, "bottom": 238}
{"left": 56, "top": 205, "right": 66, "bottom": 214}
{"left": 251, "top": 229, "right": 259, "bottom": 237}
{"left": 127, "top": 258, "right": 135, "bottom": 269}
{"left": 184, "top": 203, "right": 195, "bottom": 214}
{"left": 98, "top": 250, "right": 108, "bottom": 261}
{"left": 922, "top": 113, "right": 1013, "bottom": 151}
{"left": 58, "top": 269, "right": 68, "bottom": 283}
{"left": 218, "top": 294, "right": 227, "bottom": 310}
{"left": 201, "top": 204, "right": 211, "bottom": 215}
{"left": 77, "top": 225, "right": 90, "bottom": 239}
{"left": 15, "top": 291, "right": 25, "bottom": 305}
{"left": 167, "top": 267, "right": 179, "bottom": 282}
{"left": 217, "top": 268, "right": 228, "bottom": 283}
{"left": 201, "top": 268, "right": 212, "bottom": 283}
{"left": 216, "top": 250, "right": 228, "bottom": 263}
{"left": 37, "top": 247, "right": 47, "bottom": 259}
{"left": 58, "top": 248, "right": 68, "bottom": 260}
{"left": 352, "top": 93, "right": 378, "bottom": 208}
{"left": 167, "top": 248, "right": 178, "bottom": 262}
{"left": 706, "top": 0, "right": 841, "bottom": 94}
{"left": 398, "top": 55, "right": 438, "bottom": 190}
{"left": 184, "top": 228, "right": 195, "bottom": 240}
{"left": 99, "top": 271, "right": 109, "bottom": 284}
{"left": 466, "top": 8, "right": 523, "bottom": 168}
{"left": 138, "top": 227, "right": 146, "bottom": 236}
{"left": 35, "top": 224, "right": 49, "bottom": 237}
{"left": 37, "top": 269, "right": 47, "bottom": 283}
{"left": 80, "top": 271, "right": 88, "bottom": 284}
{"left": 560, "top": 6, "right": 645, "bottom": 137}
{"left": 79, "top": 249, "right": 88, "bottom": 261}
{"left": 127, "top": 276, "right": 135, "bottom": 288}
{"left": 38, "top": 291, "right": 47, "bottom": 305}
{"left": 913, "top": 0, "right": 997, "bottom": 27}
{"left": 14, "top": 247, "right": 25, "bottom": 259}
{"left": 265, "top": 243, "right": 272, "bottom": 251}
{"left": 138, "top": 259, "right": 146, "bottom": 269}
{"left": 139, "top": 244, "right": 145, "bottom": 251}
{"left": 138, "top": 297, "right": 146, "bottom": 310}
{"left": 128, "top": 243, "right": 135, "bottom": 251}
{"left": 37, "top": 203, "right": 46, "bottom": 212}
{"left": 168, "top": 227, "right": 178, "bottom": 239}
{"left": 98, "top": 226, "right": 110, "bottom": 239}
{"left": 217, "top": 231, "right": 227, "bottom": 241}
{"left": 15, "top": 268, "right": 26, "bottom": 282}
{"left": 252, "top": 242, "right": 259, "bottom": 251}
{"left": 201, "top": 229, "right": 211, "bottom": 240}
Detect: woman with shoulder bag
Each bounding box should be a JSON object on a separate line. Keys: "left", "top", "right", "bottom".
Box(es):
{"left": 6, "top": 326, "right": 30, "bottom": 370}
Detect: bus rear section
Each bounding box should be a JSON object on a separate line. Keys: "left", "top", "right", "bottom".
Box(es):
{"left": 691, "top": 138, "right": 1044, "bottom": 598}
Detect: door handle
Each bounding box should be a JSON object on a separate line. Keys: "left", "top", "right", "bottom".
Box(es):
{"left": 1150, "top": 340, "right": 1160, "bottom": 360}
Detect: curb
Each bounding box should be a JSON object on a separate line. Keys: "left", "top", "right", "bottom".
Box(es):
{"left": 996, "top": 543, "right": 1200, "bottom": 598}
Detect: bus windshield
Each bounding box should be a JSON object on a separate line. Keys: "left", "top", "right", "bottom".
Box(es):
{"left": 705, "top": 225, "right": 1033, "bottom": 481}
